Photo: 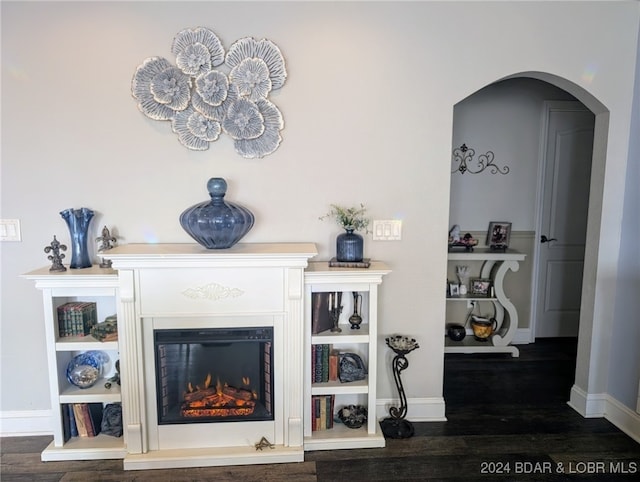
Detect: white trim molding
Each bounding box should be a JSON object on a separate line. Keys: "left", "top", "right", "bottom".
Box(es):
{"left": 602, "top": 395, "right": 640, "bottom": 444}
{"left": 376, "top": 397, "right": 447, "bottom": 422}
{"left": 512, "top": 328, "right": 532, "bottom": 345}
{"left": 569, "top": 385, "right": 607, "bottom": 417}
{"left": 569, "top": 386, "right": 640, "bottom": 444}
{"left": 0, "top": 410, "right": 52, "bottom": 437}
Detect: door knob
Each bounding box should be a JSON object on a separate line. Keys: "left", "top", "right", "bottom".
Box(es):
{"left": 540, "top": 235, "right": 558, "bottom": 243}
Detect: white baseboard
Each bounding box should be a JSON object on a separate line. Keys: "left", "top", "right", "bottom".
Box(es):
{"left": 512, "top": 328, "right": 532, "bottom": 345}
{"left": 5, "top": 393, "right": 636, "bottom": 444}
{"left": 568, "top": 384, "right": 607, "bottom": 417}
{"left": 568, "top": 385, "right": 640, "bottom": 443}
{"left": 602, "top": 395, "right": 640, "bottom": 444}
{"left": 376, "top": 397, "right": 447, "bottom": 422}
{"left": 0, "top": 409, "right": 53, "bottom": 437}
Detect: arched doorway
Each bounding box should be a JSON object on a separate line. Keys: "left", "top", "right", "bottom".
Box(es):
{"left": 448, "top": 71, "right": 609, "bottom": 415}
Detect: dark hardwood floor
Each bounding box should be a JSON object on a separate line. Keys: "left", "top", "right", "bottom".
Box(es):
{"left": 2, "top": 338, "right": 639, "bottom": 481}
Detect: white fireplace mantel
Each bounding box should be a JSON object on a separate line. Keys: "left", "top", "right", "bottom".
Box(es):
{"left": 104, "top": 243, "right": 317, "bottom": 470}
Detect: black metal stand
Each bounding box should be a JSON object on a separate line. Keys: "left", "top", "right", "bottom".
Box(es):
{"left": 380, "top": 336, "right": 419, "bottom": 439}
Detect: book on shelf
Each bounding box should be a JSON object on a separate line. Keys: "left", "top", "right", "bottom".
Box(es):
{"left": 314, "top": 344, "right": 324, "bottom": 383}
{"left": 90, "top": 315, "right": 118, "bottom": 342}
{"left": 70, "top": 403, "right": 104, "bottom": 438}
{"left": 72, "top": 404, "right": 89, "bottom": 437}
{"left": 329, "top": 349, "right": 339, "bottom": 382}
{"left": 61, "top": 404, "right": 71, "bottom": 442}
{"left": 66, "top": 404, "right": 78, "bottom": 438}
{"left": 312, "top": 344, "right": 332, "bottom": 383}
{"left": 56, "top": 302, "right": 98, "bottom": 338}
{"left": 321, "top": 344, "right": 329, "bottom": 382}
{"left": 86, "top": 403, "right": 104, "bottom": 436}
{"left": 311, "top": 395, "right": 335, "bottom": 431}
{"left": 311, "top": 292, "right": 334, "bottom": 334}
{"left": 328, "top": 257, "right": 371, "bottom": 268}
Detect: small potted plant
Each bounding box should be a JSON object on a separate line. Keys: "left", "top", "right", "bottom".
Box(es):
{"left": 320, "top": 204, "right": 370, "bottom": 262}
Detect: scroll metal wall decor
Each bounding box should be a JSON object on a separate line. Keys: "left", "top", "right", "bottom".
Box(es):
{"left": 451, "top": 144, "right": 510, "bottom": 175}
{"left": 132, "top": 27, "right": 286, "bottom": 158}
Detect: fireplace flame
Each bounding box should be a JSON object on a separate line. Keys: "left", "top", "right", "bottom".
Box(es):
{"left": 181, "top": 373, "right": 257, "bottom": 418}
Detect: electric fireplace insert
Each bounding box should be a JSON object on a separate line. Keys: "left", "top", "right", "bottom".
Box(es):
{"left": 154, "top": 327, "right": 274, "bottom": 425}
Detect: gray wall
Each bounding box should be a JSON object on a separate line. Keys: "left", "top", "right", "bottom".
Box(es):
{"left": 1, "top": 1, "right": 638, "bottom": 431}
{"left": 608, "top": 30, "right": 640, "bottom": 411}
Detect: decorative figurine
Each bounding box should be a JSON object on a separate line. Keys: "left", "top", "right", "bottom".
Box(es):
{"left": 456, "top": 265, "right": 470, "bottom": 295}
{"left": 448, "top": 225, "right": 478, "bottom": 251}
{"left": 254, "top": 436, "right": 275, "bottom": 451}
{"left": 104, "top": 359, "right": 121, "bottom": 389}
{"left": 349, "top": 291, "right": 363, "bottom": 329}
{"left": 44, "top": 235, "right": 67, "bottom": 272}
{"left": 449, "top": 224, "right": 461, "bottom": 243}
{"left": 96, "top": 225, "right": 117, "bottom": 268}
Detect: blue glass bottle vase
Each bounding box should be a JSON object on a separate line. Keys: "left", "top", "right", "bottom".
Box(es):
{"left": 60, "top": 207, "right": 94, "bottom": 269}
{"left": 336, "top": 229, "right": 364, "bottom": 262}
{"left": 179, "top": 178, "right": 255, "bottom": 249}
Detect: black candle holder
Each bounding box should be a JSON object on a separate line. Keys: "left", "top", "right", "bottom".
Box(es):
{"left": 329, "top": 305, "right": 342, "bottom": 332}
{"left": 328, "top": 291, "right": 343, "bottom": 333}
{"left": 380, "top": 335, "right": 419, "bottom": 439}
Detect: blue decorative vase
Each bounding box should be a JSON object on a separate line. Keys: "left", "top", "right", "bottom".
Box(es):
{"left": 336, "top": 229, "right": 364, "bottom": 262}
{"left": 60, "top": 207, "right": 94, "bottom": 269}
{"left": 179, "top": 178, "right": 255, "bottom": 249}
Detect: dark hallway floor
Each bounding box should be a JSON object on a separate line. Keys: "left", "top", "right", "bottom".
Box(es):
{"left": 2, "top": 338, "right": 639, "bottom": 481}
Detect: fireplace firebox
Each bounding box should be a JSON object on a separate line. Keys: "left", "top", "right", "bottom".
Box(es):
{"left": 154, "top": 327, "right": 274, "bottom": 425}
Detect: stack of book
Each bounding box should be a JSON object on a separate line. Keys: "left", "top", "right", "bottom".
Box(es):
{"left": 62, "top": 403, "right": 103, "bottom": 440}
{"left": 311, "top": 395, "right": 335, "bottom": 431}
{"left": 311, "top": 345, "right": 339, "bottom": 383}
{"left": 89, "top": 315, "right": 118, "bottom": 342}
{"left": 57, "top": 302, "right": 97, "bottom": 338}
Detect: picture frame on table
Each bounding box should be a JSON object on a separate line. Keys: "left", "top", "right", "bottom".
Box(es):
{"left": 486, "top": 221, "right": 511, "bottom": 249}
{"left": 471, "top": 278, "right": 492, "bottom": 297}
{"left": 449, "top": 283, "right": 460, "bottom": 297}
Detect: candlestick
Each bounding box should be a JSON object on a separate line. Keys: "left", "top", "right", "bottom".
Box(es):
{"left": 329, "top": 291, "right": 342, "bottom": 333}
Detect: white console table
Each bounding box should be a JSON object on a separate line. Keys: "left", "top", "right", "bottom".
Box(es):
{"left": 445, "top": 248, "right": 526, "bottom": 357}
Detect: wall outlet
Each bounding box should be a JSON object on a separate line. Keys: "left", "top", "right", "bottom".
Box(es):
{"left": 0, "top": 219, "right": 22, "bottom": 241}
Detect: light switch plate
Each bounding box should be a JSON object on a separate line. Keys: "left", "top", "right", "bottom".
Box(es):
{"left": 372, "top": 220, "right": 402, "bottom": 241}
{"left": 0, "top": 219, "right": 22, "bottom": 241}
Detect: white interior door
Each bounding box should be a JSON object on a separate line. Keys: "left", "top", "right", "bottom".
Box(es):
{"left": 535, "top": 102, "right": 594, "bottom": 338}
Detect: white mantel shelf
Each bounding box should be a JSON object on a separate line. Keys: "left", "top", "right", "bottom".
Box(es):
{"left": 103, "top": 243, "right": 318, "bottom": 268}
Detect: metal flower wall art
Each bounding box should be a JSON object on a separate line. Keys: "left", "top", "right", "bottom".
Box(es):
{"left": 132, "top": 27, "right": 286, "bottom": 158}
